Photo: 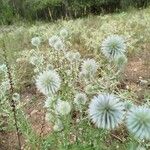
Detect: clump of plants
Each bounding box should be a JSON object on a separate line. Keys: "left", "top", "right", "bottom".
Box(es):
{"left": 1, "top": 27, "right": 150, "bottom": 150}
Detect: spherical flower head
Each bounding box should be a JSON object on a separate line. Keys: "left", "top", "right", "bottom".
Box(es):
{"left": 29, "top": 55, "right": 44, "bottom": 66}
{"left": 12, "top": 93, "right": 20, "bottom": 101}
{"left": 48, "top": 35, "right": 61, "bottom": 47}
{"left": 53, "top": 40, "right": 65, "bottom": 51}
{"left": 126, "top": 106, "right": 150, "bottom": 140}
{"left": 101, "top": 35, "right": 126, "bottom": 59}
{"left": 36, "top": 70, "right": 61, "bottom": 96}
{"left": 74, "top": 93, "right": 87, "bottom": 106}
{"left": 88, "top": 93, "right": 124, "bottom": 130}
{"left": 60, "top": 28, "right": 69, "bottom": 39}
{"left": 81, "top": 59, "right": 98, "bottom": 77}
{"left": 55, "top": 100, "right": 71, "bottom": 115}
{"left": 65, "top": 51, "right": 81, "bottom": 62}
{"left": 31, "top": 37, "right": 41, "bottom": 47}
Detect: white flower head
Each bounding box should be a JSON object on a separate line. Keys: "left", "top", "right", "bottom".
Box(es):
{"left": 88, "top": 93, "right": 124, "bottom": 129}
{"left": 101, "top": 35, "right": 126, "bottom": 59}
{"left": 53, "top": 40, "right": 65, "bottom": 51}
{"left": 65, "top": 51, "right": 81, "bottom": 62}
{"left": 29, "top": 55, "right": 44, "bottom": 66}
{"left": 36, "top": 70, "right": 61, "bottom": 96}
{"left": 12, "top": 93, "right": 20, "bottom": 101}
{"left": 74, "top": 93, "right": 87, "bottom": 106}
{"left": 55, "top": 100, "right": 71, "bottom": 115}
{"left": 60, "top": 28, "right": 69, "bottom": 39}
{"left": 31, "top": 37, "right": 41, "bottom": 47}
{"left": 81, "top": 59, "right": 98, "bottom": 77}
{"left": 126, "top": 106, "right": 150, "bottom": 140}
{"left": 48, "top": 35, "right": 61, "bottom": 47}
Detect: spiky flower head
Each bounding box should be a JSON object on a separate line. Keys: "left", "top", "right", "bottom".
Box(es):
{"left": 53, "top": 40, "right": 65, "bottom": 51}
{"left": 12, "top": 93, "right": 20, "bottom": 101}
{"left": 74, "top": 93, "right": 87, "bottom": 106}
{"left": 60, "top": 28, "right": 69, "bottom": 39}
{"left": 55, "top": 100, "right": 71, "bottom": 115}
{"left": 65, "top": 51, "right": 81, "bottom": 62}
{"left": 36, "top": 70, "right": 61, "bottom": 96}
{"left": 31, "top": 37, "right": 41, "bottom": 47}
{"left": 88, "top": 93, "right": 124, "bottom": 129}
{"left": 101, "top": 35, "right": 126, "bottom": 59}
{"left": 48, "top": 35, "right": 61, "bottom": 47}
{"left": 126, "top": 106, "right": 150, "bottom": 140}
{"left": 81, "top": 59, "right": 98, "bottom": 77}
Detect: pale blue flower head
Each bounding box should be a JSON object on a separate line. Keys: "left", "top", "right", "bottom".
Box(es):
{"left": 74, "top": 92, "right": 87, "bottom": 106}
{"left": 88, "top": 93, "right": 124, "bottom": 130}
{"left": 126, "top": 106, "right": 150, "bottom": 140}
{"left": 53, "top": 40, "right": 65, "bottom": 51}
{"left": 48, "top": 35, "right": 61, "bottom": 47}
{"left": 36, "top": 70, "right": 61, "bottom": 96}
{"left": 55, "top": 100, "right": 71, "bottom": 115}
{"left": 101, "top": 35, "right": 126, "bottom": 59}
{"left": 60, "top": 28, "right": 69, "bottom": 39}
{"left": 81, "top": 59, "right": 98, "bottom": 77}
{"left": 65, "top": 51, "right": 81, "bottom": 62}
{"left": 31, "top": 37, "right": 41, "bottom": 47}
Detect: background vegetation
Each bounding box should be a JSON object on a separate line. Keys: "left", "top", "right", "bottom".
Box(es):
{"left": 0, "top": 0, "right": 150, "bottom": 24}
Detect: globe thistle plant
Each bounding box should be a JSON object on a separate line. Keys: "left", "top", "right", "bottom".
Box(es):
{"left": 101, "top": 35, "right": 126, "bottom": 59}
{"left": 65, "top": 51, "right": 81, "bottom": 62}
{"left": 60, "top": 28, "right": 69, "bottom": 39}
{"left": 126, "top": 106, "right": 150, "bottom": 140}
{"left": 81, "top": 59, "right": 98, "bottom": 77}
{"left": 31, "top": 37, "right": 41, "bottom": 47}
{"left": 53, "top": 40, "right": 65, "bottom": 51}
{"left": 88, "top": 93, "right": 124, "bottom": 129}
{"left": 74, "top": 92, "right": 87, "bottom": 106}
{"left": 36, "top": 70, "right": 61, "bottom": 96}
{"left": 48, "top": 35, "right": 61, "bottom": 47}
{"left": 12, "top": 93, "right": 20, "bottom": 101}
{"left": 55, "top": 100, "right": 71, "bottom": 116}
